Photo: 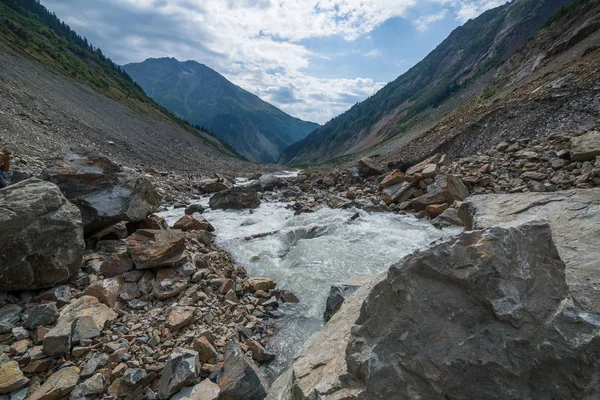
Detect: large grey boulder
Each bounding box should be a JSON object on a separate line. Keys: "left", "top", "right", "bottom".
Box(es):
{"left": 459, "top": 189, "right": 600, "bottom": 313}
{"left": 258, "top": 174, "right": 288, "bottom": 191}
{"left": 269, "top": 222, "right": 600, "bottom": 399}
{"left": 209, "top": 187, "right": 260, "bottom": 210}
{"left": 42, "top": 148, "right": 162, "bottom": 235}
{"left": 357, "top": 157, "right": 384, "bottom": 178}
{"left": 218, "top": 341, "right": 270, "bottom": 400}
{"left": 0, "top": 178, "right": 84, "bottom": 291}
{"left": 158, "top": 349, "right": 200, "bottom": 400}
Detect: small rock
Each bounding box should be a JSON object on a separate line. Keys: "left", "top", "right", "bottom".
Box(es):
{"left": 193, "top": 336, "right": 217, "bottom": 362}
{"left": 28, "top": 366, "right": 79, "bottom": 400}
{"left": 43, "top": 322, "right": 72, "bottom": 357}
{"left": 280, "top": 291, "right": 300, "bottom": 303}
{"left": 166, "top": 306, "right": 195, "bottom": 331}
{"left": 0, "top": 304, "right": 22, "bottom": 333}
{"left": 79, "top": 373, "right": 105, "bottom": 396}
{"left": 122, "top": 368, "right": 147, "bottom": 386}
{"left": 158, "top": 349, "right": 200, "bottom": 400}
{"left": 23, "top": 303, "right": 59, "bottom": 329}
{"left": 185, "top": 379, "right": 220, "bottom": 400}
{"left": 71, "top": 315, "right": 101, "bottom": 343}
{"left": 12, "top": 326, "right": 29, "bottom": 341}
{"left": 0, "top": 361, "right": 29, "bottom": 394}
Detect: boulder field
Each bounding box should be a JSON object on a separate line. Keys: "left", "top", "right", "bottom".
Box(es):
{"left": 0, "top": 150, "right": 286, "bottom": 400}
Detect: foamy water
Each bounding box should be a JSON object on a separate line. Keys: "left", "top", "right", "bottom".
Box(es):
{"left": 159, "top": 188, "right": 459, "bottom": 378}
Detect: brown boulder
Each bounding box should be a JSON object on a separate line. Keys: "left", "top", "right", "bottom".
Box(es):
{"left": 247, "top": 277, "right": 277, "bottom": 292}
{"left": 126, "top": 229, "right": 186, "bottom": 269}
{"left": 28, "top": 366, "right": 79, "bottom": 400}
{"left": 173, "top": 215, "right": 214, "bottom": 232}
{"left": 193, "top": 336, "right": 217, "bottom": 362}
{"left": 200, "top": 178, "right": 233, "bottom": 193}
{"left": 85, "top": 276, "right": 124, "bottom": 308}
{"left": 412, "top": 175, "right": 469, "bottom": 211}
{"left": 0, "top": 361, "right": 29, "bottom": 394}
{"left": 406, "top": 154, "right": 445, "bottom": 175}
{"left": 380, "top": 170, "right": 406, "bottom": 188}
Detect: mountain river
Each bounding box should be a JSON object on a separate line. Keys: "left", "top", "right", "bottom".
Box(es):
{"left": 158, "top": 173, "right": 459, "bottom": 379}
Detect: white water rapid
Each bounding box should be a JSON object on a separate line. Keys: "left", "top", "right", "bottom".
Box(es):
{"left": 159, "top": 189, "right": 459, "bottom": 379}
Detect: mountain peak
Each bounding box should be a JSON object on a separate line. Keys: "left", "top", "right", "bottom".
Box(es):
{"left": 123, "top": 59, "right": 319, "bottom": 163}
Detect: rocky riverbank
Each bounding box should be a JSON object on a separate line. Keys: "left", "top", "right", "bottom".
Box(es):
{"left": 0, "top": 150, "right": 288, "bottom": 400}
{"left": 0, "top": 129, "right": 599, "bottom": 400}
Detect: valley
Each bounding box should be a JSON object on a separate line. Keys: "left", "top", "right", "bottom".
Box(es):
{"left": 0, "top": 0, "right": 600, "bottom": 399}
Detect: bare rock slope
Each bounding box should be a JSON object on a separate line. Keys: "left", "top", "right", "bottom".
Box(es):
{"left": 0, "top": 48, "right": 253, "bottom": 174}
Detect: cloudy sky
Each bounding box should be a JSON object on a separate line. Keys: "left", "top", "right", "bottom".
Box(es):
{"left": 41, "top": 0, "right": 508, "bottom": 124}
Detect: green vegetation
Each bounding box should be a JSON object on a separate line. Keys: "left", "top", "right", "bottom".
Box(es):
{"left": 0, "top": 0, "right": 243, "bottom": 159}
{"left": 540, "top": 0, "right": 590, "bottom": 30}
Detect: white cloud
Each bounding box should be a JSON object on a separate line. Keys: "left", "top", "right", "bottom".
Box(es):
{"left": 96, "top": 0, "right": 414, "bottom": 123}
{"left": 414, "top": 10, "right": 448, "bottom": 32}
{"left": 43, "top": 0, "right": 510, "bottom": 124}
{"left": 362, "top": 49, "right": 382, "bottom": 58}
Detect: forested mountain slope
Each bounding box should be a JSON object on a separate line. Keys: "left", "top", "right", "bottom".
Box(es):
{"left": 124, "top": 58, "right": 319, "bottom": 163}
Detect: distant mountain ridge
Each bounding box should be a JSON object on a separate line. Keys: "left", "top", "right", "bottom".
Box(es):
{"left": 279, "top": 0, "right": 575, "bottom": 165}
{"left": 123, "top": 58, "right": 320, "bottom": 163}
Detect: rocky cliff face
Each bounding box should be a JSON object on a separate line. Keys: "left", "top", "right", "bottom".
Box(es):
{"left": 280, "top": 0, "right": 599, "bottom": 167}
{"left": 269, "top": 219, "right": 600, "bottom": 399}
{"left": 124, "top": 58, "right": 319, "bottom": 163}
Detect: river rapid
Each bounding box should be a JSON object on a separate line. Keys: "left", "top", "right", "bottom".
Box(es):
{"left": 159, "top": 176, "right": 459, "bottom": 379}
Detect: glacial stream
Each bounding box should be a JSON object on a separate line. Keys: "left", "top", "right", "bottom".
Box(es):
{"left": 159, "top": 177, "right": 459, "bottom": 379}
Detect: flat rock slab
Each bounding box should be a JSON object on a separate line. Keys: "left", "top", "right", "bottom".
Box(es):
{"left": 571, "top": 131, "right": 600, "bottom": 161}
{"left": 460, "top": 188, "right": 600, "bottom": 312}
{"left": 267, "top": 275, "right": 382, "bottom": 400}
